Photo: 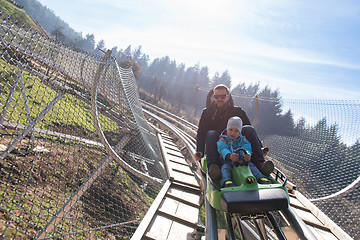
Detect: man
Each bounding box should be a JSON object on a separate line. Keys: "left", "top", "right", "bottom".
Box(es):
{"left": 194, "top": 84, "right": 273, "bottom": 181}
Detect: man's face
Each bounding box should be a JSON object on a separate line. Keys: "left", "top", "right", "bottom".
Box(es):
{"left": 213, "top": 88, "right": 229, "bottom": 109}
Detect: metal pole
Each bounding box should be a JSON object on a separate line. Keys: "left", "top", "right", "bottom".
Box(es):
{"left": 0, "top": 91, "right": 64, "bottom": 160}
{"left": 259, "top": 218, "right": 267, "bottom": 239}
{"left": 235, "top": 215, "right": 246, "bottom": 240}
{"left": 265, "top": 212, "right": 286, "bottom": 240}
{"left": 253, "top": 219, "right": 266, "bottom": 240}
{"left": 225, "top": 212, "right": 236, "bottom": 240}
{"left": 281, "top": 208, "right": 317, "bottom": 240}
{"left": 0, "top": 68, "right": 22, "bottom": 126}
{"left": 36, "top": 136, "right": 129, "bottom": 239}
{"left": 204, "top": 174, "right": 218, "bottom": 240}
{"left": 19, "top": 69, "right": 34, "bottom": 141}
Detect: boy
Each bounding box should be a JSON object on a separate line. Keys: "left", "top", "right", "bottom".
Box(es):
{"left": 217, "top": 116, "right": 271, "bottom": 187}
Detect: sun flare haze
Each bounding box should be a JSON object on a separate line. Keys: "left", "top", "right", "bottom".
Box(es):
{"left": 37, "top": 0, "right": 360, "bottom": 100}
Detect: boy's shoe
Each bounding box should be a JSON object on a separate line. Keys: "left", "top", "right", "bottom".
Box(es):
{"left": 257, "top": 177, "right": 271, "bottom": 184}
{"left": 254, "top": 160, "right": 274, "bottom": 176}
{"left": 208, "top": 165, "right": 221, "bottom": 181}
{"left": 223, "top": 180, "right": 235, "bottom": 188}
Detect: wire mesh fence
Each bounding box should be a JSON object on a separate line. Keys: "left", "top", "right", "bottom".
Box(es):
{"left": 261, "top": 98, "right": 359, "bottom": 239}
{"left": 230, "top": 94, "right": 360, "bottom": 239}
{"left": 0, "top": 17, "right": 165, "bottom": 239}
{"left": 1, "top": 15, "right": 360, "bottom": 240}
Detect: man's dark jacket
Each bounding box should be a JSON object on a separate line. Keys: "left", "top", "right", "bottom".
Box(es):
{"left": 196, "top": 90, "right": 251, "bottom": 155}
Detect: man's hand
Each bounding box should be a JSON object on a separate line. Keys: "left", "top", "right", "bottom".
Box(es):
{"left": 262, "top": 147, "right": 269, "bottom": 157}
{"left": 230, "top": 153, "right": 239, "bottom": 162}
{"left": 243, "top": 153, "right": 251, "bottom": 162}
{"left": 194, "top": 152, "right": 203, "bottom": 161}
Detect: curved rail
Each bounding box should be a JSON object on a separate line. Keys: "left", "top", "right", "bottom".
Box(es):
{"left": 131, "top": 111, "right": 205, "bottom": 239}
{"left": 91, "top": 51, "right": 162, "bottom": 184}
{"left": 141, "top": 100, "right": 353, "bottom": 240}
{"left": 142, "top": 108, "right": 201, "bottom": 183}
{"left": 310, "top": 175, "right": 360, "bottom": 202}
{"left": 141, "top": 99, "right": 198, "bottom": 136}
{"left": 142, "top": 99, "right": 360, "bottom": 203}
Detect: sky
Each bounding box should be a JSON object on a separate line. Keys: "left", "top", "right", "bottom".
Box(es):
{"left": 35, "top": 0, "right": 360, "bottom": 101}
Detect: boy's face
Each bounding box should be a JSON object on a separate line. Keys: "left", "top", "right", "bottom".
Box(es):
{"left": 227, "top": 127, "right": 240, "bottom": 140}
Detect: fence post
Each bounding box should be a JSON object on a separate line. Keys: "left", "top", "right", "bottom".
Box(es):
{"left": 36, "top": 135, "right": 130, "bottom": 239}
{"left": 18, "top": 67, "right": 34, "bottom": 141}
{"left": 0, "top": 68, "right": 22, "bottom": 126}
{"left": 0, "top": 91, "right": 64, "bottom": 160}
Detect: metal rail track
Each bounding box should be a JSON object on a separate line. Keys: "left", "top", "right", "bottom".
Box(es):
{"left": 136, "top": 100, "right": 353, "bottom": 240}
{"left": 131, "top": 115, "right": 205, "bottom": 239}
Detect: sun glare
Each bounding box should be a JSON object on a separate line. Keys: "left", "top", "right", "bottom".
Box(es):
{"left": 162, "top": 0, "right": 233, "bottom": 18}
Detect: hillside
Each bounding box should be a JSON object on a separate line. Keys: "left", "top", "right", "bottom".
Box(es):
{"left": 0, "top": 0, "right": 36, "bottom": 28}
{"left": 0, "top": 11, "right": 159, "bottom": 238}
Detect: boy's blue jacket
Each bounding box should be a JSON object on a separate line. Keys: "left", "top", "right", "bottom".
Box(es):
{"left": 217, "top": 131, "right": 253, "bottom": 164}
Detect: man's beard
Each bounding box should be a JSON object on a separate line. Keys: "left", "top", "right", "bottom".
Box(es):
{"left": 214, "top": 101, "right": 228, "bottom": 110}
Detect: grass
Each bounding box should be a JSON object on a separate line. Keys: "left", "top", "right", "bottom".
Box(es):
{"left": 0, "top": 0, "right": 37, "bottom": 28}
{"left": 0, "top": 15, "right": 164, "bottom": 238}
{"left": 0, "top": 57, "right": 160, "bottom": 239}
{"left": 0, "top": 129, "right": 159, "bottom": 239}
{"left": 0, "top": 58, "right": 121, "bottom": 136}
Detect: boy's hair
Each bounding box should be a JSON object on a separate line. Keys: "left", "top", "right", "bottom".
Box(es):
{"left": 214, "top": 84, "right": 230, "bottom": 94}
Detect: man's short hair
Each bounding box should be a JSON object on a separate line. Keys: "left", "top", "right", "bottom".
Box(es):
{"left": 214, "top": 84, "right": 230, "bottom": 94}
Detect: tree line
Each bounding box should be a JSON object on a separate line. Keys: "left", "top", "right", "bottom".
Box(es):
{"left": 15, "top": 0, "right": 359, "bottom": 151}
{"left": 15, "top": 0, "right": 358, "bottom": 142}
{"left": 15, "top": 0, "right": 290, "bottom": 133}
